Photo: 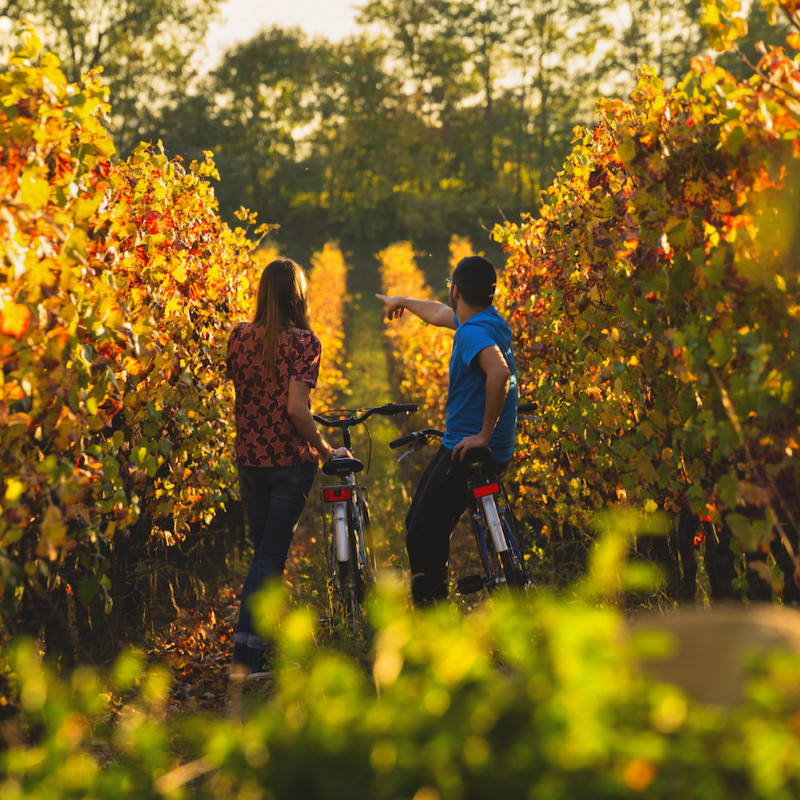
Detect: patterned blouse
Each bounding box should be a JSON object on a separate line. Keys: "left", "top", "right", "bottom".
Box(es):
{"left": 226, "top": 323, "right": 321, "bottom": 467}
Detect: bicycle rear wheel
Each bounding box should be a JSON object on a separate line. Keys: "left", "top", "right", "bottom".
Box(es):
{"left": 499, "top": 518, "right": 529, "bottom": 589}
{"left": 337, "top": 531, "right": 363, "bottom": 634}
{"left": 325, "top": 511, "right": 355, "bottom": 630}
{"left": 335, "top": 523, "right": 369, "bottom": 635}
{"left": 357, "top": 496, "right": 377, "bottom": 573}
{"left": 471, "top": 514, "right": 499, "bottom": 591}
{"left": 472, "top": 509, "right": 529, "bottom": 591}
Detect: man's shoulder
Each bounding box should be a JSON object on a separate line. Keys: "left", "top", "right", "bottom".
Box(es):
{"left": 459, "top": 306, "right": 508, "bottom": 336}
{"left": 463, "top": 304, "right": 504, "bottom": 322}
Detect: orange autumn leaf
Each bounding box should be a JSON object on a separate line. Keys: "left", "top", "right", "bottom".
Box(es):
{"left": 0, "top": 301, "right": 31, "bottom": 338}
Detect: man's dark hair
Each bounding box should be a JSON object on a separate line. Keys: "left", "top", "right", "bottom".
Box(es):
{"left": 452, "top": 256, "right": 497, "bottom": 308}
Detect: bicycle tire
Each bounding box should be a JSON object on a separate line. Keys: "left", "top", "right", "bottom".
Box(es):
{"left": 334, "top": 518, "right": 369, "bottom": 634}
{"left": 470, "top": 513, "right": 499, "bottom": 591}
{"left": 356, "top": 496, "right": 376, "bottom": 573}
{"left": 499, "top": 547, "right": 526, "bottom": 588}
{"left": 326, "top": 510, "right": 356, "bottom": 631}
{"left": 326, "top": 495, "right": 371, "bottom": 635}
{"left": 472, "top": 506, "right": 528, "bottom": 591}
{"left": 338, "top": 532, "right": 362, "bottom": 634}
{"left": 499, "top": 518, "right": 529, "bottom": 589}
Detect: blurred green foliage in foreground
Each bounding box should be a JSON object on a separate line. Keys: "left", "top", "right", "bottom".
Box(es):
{"left": 2, "top": 521, "right": 800, "bottom": 800}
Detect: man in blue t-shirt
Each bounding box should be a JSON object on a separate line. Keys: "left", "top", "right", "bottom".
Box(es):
{"left": 377, "top": 255, "right": 518, "bottom": 605}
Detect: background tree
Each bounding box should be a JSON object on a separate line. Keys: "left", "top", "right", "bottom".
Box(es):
{"left": 501, "top": 0, "right": 615, "bottom": 209}
{"left": 156, "top": 28, "right": 426, "bottom": 260}
{"left": 432, "top": 0, "right": 517, "bottom": 192}
{"left": 714, "top": 0, "right": 798, "bottom": 80}
{"left": 604, "top": 0, "right": 704, "bottom": 94}
{"left": 198, "top": 27, "right": 323, "bottom": 225}
{"left": 357, "top": 0, "right": 472, "bottom": 121}
{"left": 53, "top": 0, "right": 763, "bottom": 274}
{"left": 0, "top": 0, "right": 221, "bottom": 155}
{"left": 306, "top": 35, "right": 442, "bottom": 252}
{"left": 354, "top": 0, "right": 500, "bottom": 260}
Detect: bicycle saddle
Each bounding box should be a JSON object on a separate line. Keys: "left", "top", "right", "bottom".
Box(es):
{"left": 322, "top": 457, "right": 364, "bottom": 476}
{"left": 463, "top": 446, "right": 493, "bottom": 465}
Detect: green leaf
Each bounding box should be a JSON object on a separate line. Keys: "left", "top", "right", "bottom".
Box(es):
{"left": 726, "top": 512, "right": 772, "bottom": 552}
{"left": 616, "top": 134, "right": 636, "bottom": 164}
{"left": 718, "top": 473, "right": 740, "bottom": 509}
{"left": 710, "top": 333, "right": 732, "bottom": 367}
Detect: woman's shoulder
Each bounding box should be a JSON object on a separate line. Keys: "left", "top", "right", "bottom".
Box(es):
{"left": 230, "top": 322, "right": 259, "bottom": 339}
{"left": 283, "top": 327, "right": 320, "bottom": 345}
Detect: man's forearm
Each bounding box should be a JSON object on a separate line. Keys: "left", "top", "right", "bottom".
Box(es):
{"left": 403, "top": 298, "right": 451, "bottom": 326}
{"left": 377, "top": 293, "right": 456, "bottom": 329}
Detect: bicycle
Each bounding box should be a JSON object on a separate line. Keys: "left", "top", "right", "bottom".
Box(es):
{"left": 314, "top": 402, "right": 418, "bottom": 634}
{"left": 389, "top": 403, "right": 536, "bottom": 596}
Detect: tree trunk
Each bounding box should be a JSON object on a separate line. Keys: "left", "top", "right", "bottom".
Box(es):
{"left": 704, "top": 521, "right": 739, "bottom": 599}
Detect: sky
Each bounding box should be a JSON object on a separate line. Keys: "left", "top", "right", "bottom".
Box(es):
{"left": 205, "top": 0, "right": 363, "bottom": 61}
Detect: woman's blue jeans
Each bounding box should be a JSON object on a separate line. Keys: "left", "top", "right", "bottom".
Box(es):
{"left": 236, "top": 462, "right": 317, "bottom": 640}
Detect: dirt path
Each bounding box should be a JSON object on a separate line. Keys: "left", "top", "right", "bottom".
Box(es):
{"left": 285, "top": 286, "right": 412, "bottom": 600}
{"left": 285, "top": 270, "right": 480, "bottom": 616}
{"left": 151, "top": 277, "right": 405, "bottom": 709}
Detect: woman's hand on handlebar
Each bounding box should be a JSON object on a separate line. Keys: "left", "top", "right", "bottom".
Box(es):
{"left": 321, "top": 445, "right": 351, "bottom": 464}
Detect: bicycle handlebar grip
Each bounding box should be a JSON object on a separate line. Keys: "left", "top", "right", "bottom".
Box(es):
{"left": 378, "top": 403, "right": 418, "bottom": 415}
{"left": 518, "top": 402, "right": 537, "bottom": 413}
{"left": 389, "top": 433, "right": 417, "bottom": 449}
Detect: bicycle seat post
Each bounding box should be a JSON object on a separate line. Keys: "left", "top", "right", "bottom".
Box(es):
{"left": 468, "top": 462, "right": 487, "bottom": 483}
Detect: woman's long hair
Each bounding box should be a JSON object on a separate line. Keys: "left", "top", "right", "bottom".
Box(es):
{"left": 252, "top": 258, "right": 312, "bottom": 380}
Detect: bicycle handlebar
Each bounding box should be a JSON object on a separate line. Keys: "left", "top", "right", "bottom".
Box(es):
{"left": 314, "top": 402, "right": 418, "bottom": 429}
{"left": 389, "top": 429, "right": 444, "bottom": 449}
{"left": 389, "top": 401, "right": 536, "bottom": 450}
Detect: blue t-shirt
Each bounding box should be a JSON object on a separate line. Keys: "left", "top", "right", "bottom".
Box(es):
{"left": 442, "top": 305, "right": 518, "bottom": 463}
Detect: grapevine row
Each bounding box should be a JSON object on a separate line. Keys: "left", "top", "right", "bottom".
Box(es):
{"left": 0, "top": 30, "right": 354, "bottom": 656}
{"left": 307, "top": 242, "right": 350, "bottom": 411}
{"left": 376, "top": 240, "right": 452, "bottom": 428}
{"left": 494, "top": 6, "right": 800, "bottom": 600}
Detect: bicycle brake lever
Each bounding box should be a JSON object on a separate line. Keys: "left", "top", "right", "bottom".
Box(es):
{"left": 396, "top": 447, "right": 416, "bottom": 463}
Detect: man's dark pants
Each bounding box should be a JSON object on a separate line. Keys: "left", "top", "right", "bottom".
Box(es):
{"left": 405, "top": 445, "right": 507, "bottom": 606}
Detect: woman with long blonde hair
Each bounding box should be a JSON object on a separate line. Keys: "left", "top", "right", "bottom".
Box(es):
{"left": 226, "top": 258, "right": 345, "bottom": 676}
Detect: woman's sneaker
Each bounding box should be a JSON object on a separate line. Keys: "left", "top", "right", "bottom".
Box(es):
{"left": 246, "top": 646, "right": 273, "bottom": 679}
{"left": 229, "top": 641, "right": 251, "bottom": 681}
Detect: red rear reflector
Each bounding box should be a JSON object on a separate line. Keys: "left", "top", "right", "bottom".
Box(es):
{"left": 472, "top": 483, "right": 500, "bottom": 498}
{"left": 324, "top": 487, "right": 353, "bottom": 502}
